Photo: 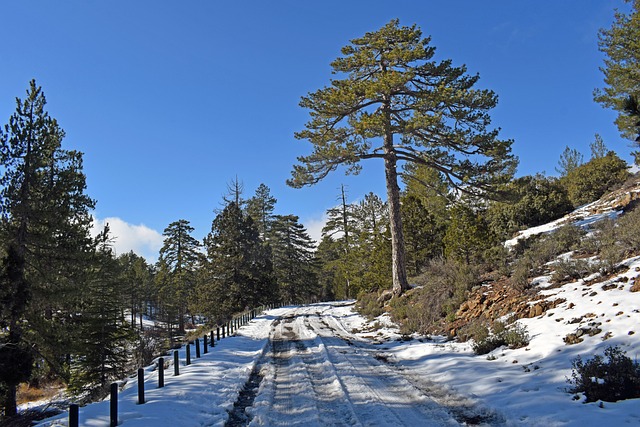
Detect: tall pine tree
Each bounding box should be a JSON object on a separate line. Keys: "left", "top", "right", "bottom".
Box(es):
{"left": 70, "top": 227, "right": 135, "bottom": 395}
{"left": 246, "top": 183, "right": 277, "bottom": 240}
{"left": 202, "top": 202, "right": 276, "bottom": 320}
{"left": 0, "top": 81, "right": 95, "bottom": 416}
{"left": 270, "top": 215, "right": 319, "bottom": 303}
{"left": 157, "top": 219, "right": 201, "bottom": 335}
{"left": 289, "top": 20, "right": 516, "bottom": 295}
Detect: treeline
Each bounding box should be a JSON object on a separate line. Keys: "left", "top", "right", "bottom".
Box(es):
{"left": 0, "top": 82, "right": 321, "bottom": 420}
{"left": 155, "top": 181, "right": 321, "bottom": 343}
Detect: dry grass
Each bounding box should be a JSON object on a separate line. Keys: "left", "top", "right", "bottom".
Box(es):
{"left": 16, "top": 381, "right": 64, "bottom": 405}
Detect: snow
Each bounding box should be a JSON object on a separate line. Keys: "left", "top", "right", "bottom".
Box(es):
{"left": 34, "top": 292, "right": 640, "bottom": 426}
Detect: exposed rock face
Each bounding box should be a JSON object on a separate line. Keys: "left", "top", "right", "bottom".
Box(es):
{"left": 443, "top": 278, "right": 566, "bottom": 336}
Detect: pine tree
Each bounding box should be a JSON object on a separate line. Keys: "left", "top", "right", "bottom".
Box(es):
{"left": 0, "top": 81, "right": 95, "bottom": 416}
{"left": 590, "top": 134, "right": 608, "bottom": 159}
{"left": 556, "top": 146, "right": 584, "bottom": 176}
{"left": 595, "top": 0, "right": 640, "bottom": 140}
{"left": 70, "top": 228, "right": 135, "bottom": 394}
{"left": 401, "top": 162, "right": 450, "bottom": 224}
{"left": 401, "top": 195, "right": 444, "bottom": 276}
{"left": 289, "top": 20, "right": 516, "bottom": 295}
{"left": 157, "top": 219, "right": 201, "bottom": 334}
{"left": 118, "top": 251, "right": 155, "bottom": 329}
{"left": 443, "top": 204, "right": 494, "bottom": 265}
{"left": 246, "top": 183, "right": 277, "bottom": 240}
{"left": 270, "top": 215, "right": 319, "bottom": 303}
{"left": 321, "top": 186, "right": 357, "bottom": 298}
{"left": 623, "top": 95, "right": 640, "bottom": 159}
{"left": 202, "top": 202, "right": 275, "bottom": 319}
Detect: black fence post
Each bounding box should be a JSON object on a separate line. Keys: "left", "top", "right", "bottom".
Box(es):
{"left": 137, "top": 368, "right": 145, "bottom": 404}
{"left": 203, "top": 335, "right": 208, "bottom": 354}
{"left": 222, "top": 324, "right": 226, "bottom": 338}
{"left": 195, "top": 338, "right": 201, "bottom": 358}
{"left": 217, "top": 326, "right": 220, "bottom": 341}
{"left": 186, "top": 343, "right": 191, "bottom": 365}
{"left": 110, "top": 383, "right": 118, "bottom": 427}
{"left": 174, "top": 350, "right": 179, "bottom": 376}
{"left": 158, "top": 357, "right": 165, "bottom": 388}
{"left": 69, "top": 404, "right": 79, "bottom": 427}
{"left": 210, "top": 330, "right": 215, "bottom": 347}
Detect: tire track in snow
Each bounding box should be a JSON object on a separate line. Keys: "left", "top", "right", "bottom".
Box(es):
{"left": 250, "top": 314, "right": 361, "bottom": 426}
{"left": 302, "top": 311, "right": 458, "bottom": 427}
{"left": 249, "top": 305, "right": 459, "bottom": 426}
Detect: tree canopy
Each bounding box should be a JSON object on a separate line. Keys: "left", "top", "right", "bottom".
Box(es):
{"left": 595, "top": 0, "right": 640, "bottom": 141}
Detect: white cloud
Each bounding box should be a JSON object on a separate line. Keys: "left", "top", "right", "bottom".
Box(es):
{"left": 91, "top": 216, "right": 163, "bottom": 263}
{"left": 302, "top": 213, "right": 328, "bottom": 246}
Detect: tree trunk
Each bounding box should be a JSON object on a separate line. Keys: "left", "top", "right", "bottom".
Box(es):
{"left": 4, "top": 384, "right": 17, "bottom": 417}
{"left": 382, "top": 95, "right": 410, "bottom": 295}
{"left": 384, "top": 153, "right": 410, "bottom": 295}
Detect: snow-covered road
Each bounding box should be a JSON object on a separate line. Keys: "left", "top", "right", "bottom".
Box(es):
{"left": 244, "top": 303, "right": 459, "bottom": 426}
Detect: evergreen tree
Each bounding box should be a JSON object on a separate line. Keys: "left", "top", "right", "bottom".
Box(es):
{"left": 317, "top": 192, "right": 390, "bottom": 298}
{"left": 562, "top": 151, "right": 630, "bottom": 207}
{"left": 361, "top": 226, "right": 392, "bottom": 292}
{"left": 486, "top": 174, "right": 573, "bottom": 240}
{"left": 590, "top": 134, "right": 608, "bottom": 159}
{"left": 595, "top": 0, "right": 640, "bottom": 140}
{"left": 289, "top": 20, "right": 516, "bottom": 295}
{"left": 321, "top": 186, "right": 357, "bottom": 298}
{"left": 157, "top": 219, "right": 201, "bottom": 334}
{"left": 556, "top": 146, "right": 584, "bottom": 176}
{"left": 270, "top": 215, "right": 319, "bottom": 303}
{"left": 315, "top": 236, "right": 341, "bottom": 301}
{"left": 0, "top": 81, "right": 95, "bottom": 416}
{"left": 401, "top": 195, "right": 444, "bottom": 276}
{"left": 246, "top": 183, "right": 277, "bottom": 240}
{"left": 401, "top": 162, "right": 450, "bottom": 225}
{"left": 118, "top": 251, "right": 155, "bottom": 329}
{"left": 623, "top": 95, "right": 640, "bottom": 160}
{"left": 352, "top": 193, "right": 388, "bottom": 239}
{"left": 70, "top": 228, "right": 134, "bottom": 394}
{"left": 443, "top": 204, "right": 494, "bottom": 265}
{"left": 202, "top": 202, "right": 276, "bottom": 319}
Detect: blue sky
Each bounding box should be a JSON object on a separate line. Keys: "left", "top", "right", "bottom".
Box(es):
{"left": 0, "top": 1, "right": 633, "bottom": 261}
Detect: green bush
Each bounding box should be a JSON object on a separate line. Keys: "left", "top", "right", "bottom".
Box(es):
{"left": 487, "top": 174, "right": 573, "bottom": 240}
{"left": 561, "top": 151, "right": 630, "bottom": 208}
{"left": 568, "top": 346, "right": 640, "bottom": 402}
{"left": 355, "top": 291, "right": 385, "bottom": 320}
{"left": 509, "top": 224, "right": 586, "bottom": 290}
{"left": 389, "top": 258, "right": 480, "bottom": 335}
{"left": 551, "top": 258, "right": 593, "bottom": 283}
{"left": 472, "top": 322, "right": 530, "bottom": 355}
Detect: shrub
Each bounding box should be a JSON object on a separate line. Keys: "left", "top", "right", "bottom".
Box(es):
{"left": 472, "top": 322, "right": 530, "bottom": 355}
{"left": 487, "top": 174, "right": 573, "bottom": 240}
{"left": 551, "top": 258, "right": 593, "bottom": 283}
{"left": 355, "top": 291, "right": 385, "bottom": 319}
{"left": 510, "top": 256, "right": 533, "bottom": 291}
{"left": 568, "top": 345, "right": 640, "bottom": 402}
{"left": 562, "top": 151, "right": 630, "bottom": 208}
{"left": 389, "top": 258, "right": 481, "bottom": 334}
